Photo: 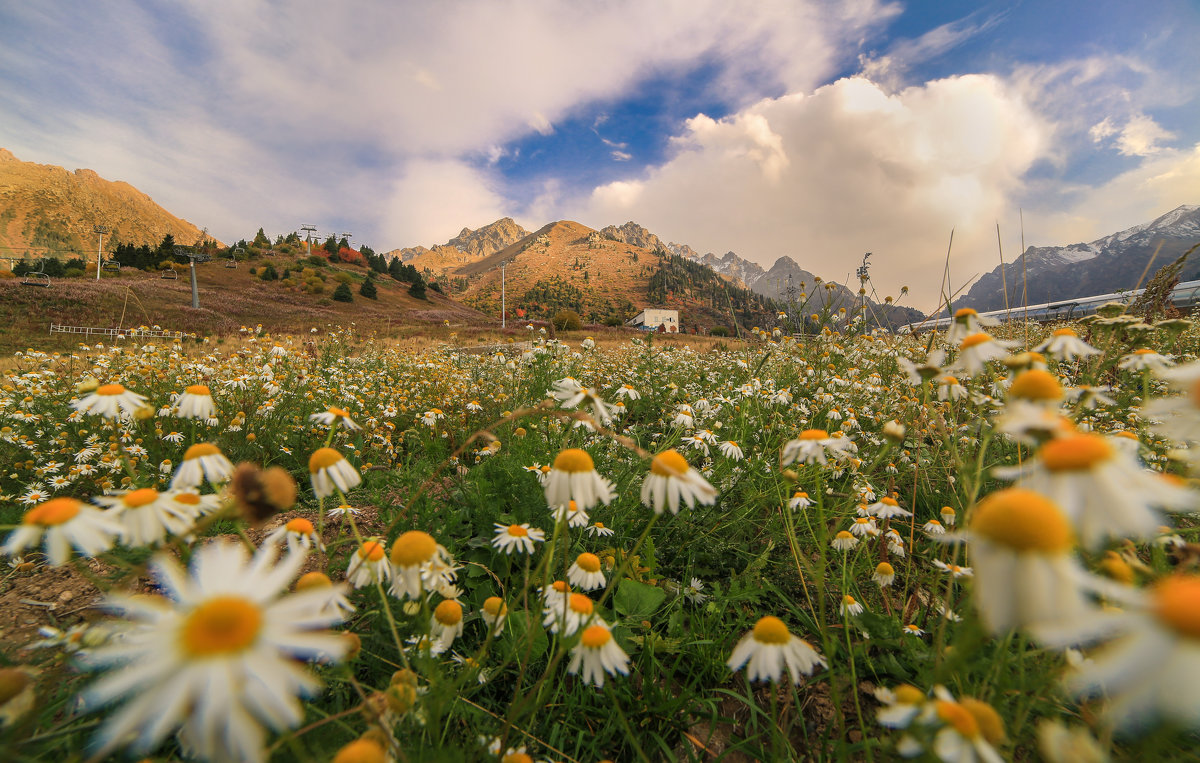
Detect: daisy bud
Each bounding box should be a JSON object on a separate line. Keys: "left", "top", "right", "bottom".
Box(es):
{"left": 229, "top": 463, "right": 298, "bottom": 525}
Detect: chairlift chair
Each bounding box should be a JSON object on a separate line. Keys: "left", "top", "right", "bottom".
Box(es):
{"left": 20, "top": 259, "right": 51, "bottom": 288}
{"left": 160, "top": 268, "right": 178, "bottom": 280}
{"left": 102, "top": 260, "right": 121, "bottom": 272}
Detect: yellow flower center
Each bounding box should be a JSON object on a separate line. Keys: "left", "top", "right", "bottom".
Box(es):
{"left": 1153, "top": 576, "right": 1200, "bottom": 638}
{"left": 434, "top": 599, "right": 463, "bottom": 626}
{"left": 939, "top": 376, "right": 960, "bottom": 386}
{"left": 752, "top": 616, "right": 791, "bottom": 644}
{"left": 854, "top": 517, "right": 871, "bottom": 525}
{"left": 554, "top": 448, "right": 595, "bottom": 473}
{"left": 97, "top": 383, "right": 126, "bottom": 396}
{"left": 24, "top": 498, "right": 82, "bottom": 526}
{"left": 1133, "top": 348, "right": 1155, "bottom": 355}
{"left": 360, "top": 541, "right": 386, "bottom": 562}
{"left": 881, "top": 497, "right": 899, "bottom": 507}
{"left": 502, "top": 753, "right": 534, "bottom": 763}
{"left": 576, "top": 552, "right": 602, "bottom": 573}
{"left": 180, "top": 596, "right": 262, "bottom": 657}
{"left": 309, "top": 447, "right": 344, "bottom": 472}
{"left": 835, "top": 531, "right": 855, "bottom": 541}
{"left": 483, "top": 596, "right": 507, "bottom": 617}
{"left": 960, "top": 698, "right": 1006, "bottom": 744}
{"left": 286, "top": 518, "right": 314, "bottom": 534}
{"left": 296, "top": 571, "right": 333, "bottom": 590}
{"left": 954, "top": 308, "right": 978, "bottom": 319}
{"left": 1039, "top": 434, "right": 1113, "bottom": 472}
{"left": 122, "top": 487, "right": 160, "bottom": 508}
{"left": 183, "top": 442, "right": 221, "bottom": 460}
{"left": 1008, "top": 369, "right": 1063, "bottom": 401}
{"left": 333, "top": 738, "right": 388, "bottom": 763}
{"left": 185, "top": 384, "right": 211, "bottom": 395}
{"left": 581, "top": 624, "right": 611, "bottom": 649}
{"left": 936, "top": 700, "right": 980, "bottom": 738}
{"left": 894, "top": 685, "right": 924, "bottom": 704}
{"left": 876, "top": 563, "right": 895, "bottom": 576}
{"left": 568, "top": 593, "right": 594, "bottom": 615}
{"left": 328, "top": 406, "right": 350, "bottom": 417}
{"left": 390, "top": 531, "right": 437, "bottom": 567}
{"left": 1052, "top": 328, "right": 1078, "bottom": 338}
{"left": 172, "top": 492, "right": 202, "bottom": 506}
{"left": 941, "top": 506, "right": 955, "bottom": 516}
{"left": 799, "top": 429, "right": 829, "bottom": 440}
{"left": 959, "top": 333, "right": 992, "bottom": 350}
{"left": 551, "top": 580, "right": 570, "bottom": 594}
{"left": 842, "top": 595, "right": 857, "bottom": 606}
{"left": 650, "top": 449, "right": 690, "bottom": 477}
{"left": 970, "top": 488, "right": 1073, "bottom": 552}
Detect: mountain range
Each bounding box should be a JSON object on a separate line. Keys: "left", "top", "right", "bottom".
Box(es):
{"left": 955, "top": 205, "right": 1200, "bottom": 313}
{"left": 0, "top": 148, "right": 211, "bottom": 264}
{"left": 392, "top": 218, "right": 924, "bottom": 327}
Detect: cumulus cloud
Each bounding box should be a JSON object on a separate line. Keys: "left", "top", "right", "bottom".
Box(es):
{"left": 381, "top": 159, "right": 509, "bottom": 248}
{"left": 574, "top": 75, "right": 1049, "bottom": 310}
{"left": 0, "top": 0, "right": 896, "bottom": 247}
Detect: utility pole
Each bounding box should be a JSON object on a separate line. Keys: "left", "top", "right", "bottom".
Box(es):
{"left": 301, "top": 224, "right": 317, "bottom": 258}
{"left": 175, "top": 246, "right": 210, "bottom": 309}
{"left": 93, "top": 225, "right": 109, "bottom": 281}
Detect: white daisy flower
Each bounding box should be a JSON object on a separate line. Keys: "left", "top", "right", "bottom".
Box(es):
{"left": 492, "top": 523, "right": 544, "bottom": 555}
{"left": 727, "top": 616, "right": 827, "bottom": 684}
{"left": 544, "top": 449, "right": 614, "bottom": 512}
{"left": 640, "top": 449, "right": 717, "bottom": 515}
{"left": 95, "top": 488, "right": 194, "bottom": 548}
{"left": 80, "top": 541, "right": 348, "bottom": 762}
{"left": 71, "top": 383, "right": 148, "bottom": 419}
{"left": 2, "top": 498, "right": 122, "bottom": 566}
{"left": 309, "top": 406, "right": 362, "bottom": 431}
{"left": 308, "top": 448, "right": 361, "bottom": 499}
{"left": 171, "top": 443, "right": 234, "bottom": 489}
{"left": 174, "top": 385, "right": 217, "bottom": 420}
{"left": 567, "top": 620, "right": 630, "bottom": 688}
{"left": 346, "top": 540, "right": 392, "bottom": 589}
{"left": 567, "top": 552, "right": 606, "bottom": 591}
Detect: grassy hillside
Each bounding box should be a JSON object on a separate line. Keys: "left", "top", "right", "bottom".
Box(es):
{"left": 0, "top": 254, "right": 489, "bottom": 355}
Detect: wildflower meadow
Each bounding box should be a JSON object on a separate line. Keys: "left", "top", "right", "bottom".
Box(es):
{"left": 1, "top": 312, "right": 1199, "bottom": 762}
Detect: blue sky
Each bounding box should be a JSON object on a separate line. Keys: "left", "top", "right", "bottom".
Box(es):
{"left": 1, "top": 0, "right": 1197, "bottom": 310}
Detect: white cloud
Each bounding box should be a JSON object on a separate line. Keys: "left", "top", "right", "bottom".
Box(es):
{"left": 1115, "top": 113, "right": 1175, "bottom": 156}
{"left": 574, "top": 75, "right": 1049, "bottom": 310}
{"left": 1027, "top": 143, "right": 1200, "bottom": 246}
{"left": 381, "top": 159, "right": 508, "bottom": 248}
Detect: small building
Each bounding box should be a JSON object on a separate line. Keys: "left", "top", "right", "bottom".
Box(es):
{"left": 627, "top": 308, "right": 679, "bottom": 332}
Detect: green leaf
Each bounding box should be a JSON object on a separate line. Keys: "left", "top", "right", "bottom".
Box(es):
{"left": 614, "top": 579, "right": 667, "bottom": 619}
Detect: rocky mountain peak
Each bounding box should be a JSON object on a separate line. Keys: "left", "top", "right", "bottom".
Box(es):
{"left": 445, "top": 217, "right": 529, "bottom": 257}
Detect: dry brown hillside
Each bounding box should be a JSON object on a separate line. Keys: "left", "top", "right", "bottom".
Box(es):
{"left": 448, "top": 220, "right": 665, "bottom": 324}
{"left": 0, "top": 148, "right": 213, "bottom": 264}
{"left": 0, "top": 256, "right": 490, "bottom": 355}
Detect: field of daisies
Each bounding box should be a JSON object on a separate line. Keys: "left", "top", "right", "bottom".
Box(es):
{"left": 1, "top": 311, "right": 1199, "bottom": 762}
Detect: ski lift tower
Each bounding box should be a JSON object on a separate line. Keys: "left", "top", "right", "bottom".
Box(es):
{"left": 93, "top": 225, "right": 109, "bottom": 281}
{"left": 300, "top": 224, "right": 317, "bottom": 258}
{"left": 174, "top": 245, "right": 212, "bottom": 309}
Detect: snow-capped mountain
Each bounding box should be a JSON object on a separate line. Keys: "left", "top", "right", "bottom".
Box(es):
{"left": 955, "top": 205, "right": 1200, "bottom": 313}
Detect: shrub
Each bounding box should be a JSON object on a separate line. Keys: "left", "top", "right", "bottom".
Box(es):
{"left": 249, "top": 266, "right": 258, "bottom": 275}
{"left": 408, "top": 279, "right": 427, "bottom": 300}
{"left": 306, "top": 255, "right": 327, "bottom": 267}
{"left": 602, "top": 314, "right": 622, "bottom": 327}
{"left": 305, "top": 278, "right": 324, "bottom": 295}
{"left": 280, "top": 278, "right": 297, "bottom": 288}
{"left": 331, "top": 282, "right": 354, "bottom": 302}
{"left": 710, "top": 326, "right": 730, "bottom": 337}
{"left": 259, "top": 264, "right": 279, "bottom": 281}
{"left": 552, "top": 309, "right": 583, "bottom": 331}
{"left": 333, "top": 272, "right": 353, "bottom": 285}
{"left": 63, "top": 268, "right": 85, "bottom": 278}
{"left": 0, "top": 268, "right": 16, "bottom": 279}
{"left": 360, "top": 277, "right": 378, "bottom": 300}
